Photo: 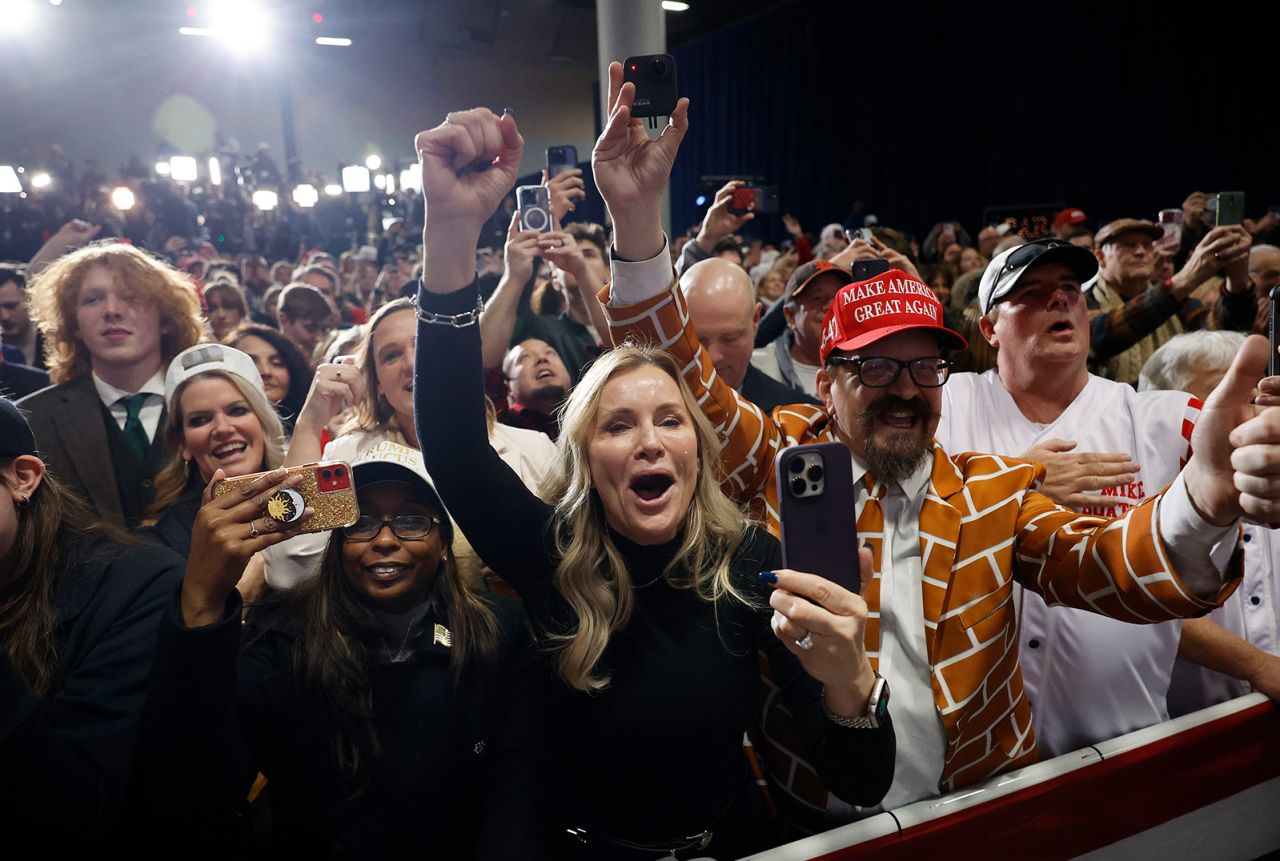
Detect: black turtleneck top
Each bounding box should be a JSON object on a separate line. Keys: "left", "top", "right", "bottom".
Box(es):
{"left": 416, "top": 281, "right": 895, "bottom": 851}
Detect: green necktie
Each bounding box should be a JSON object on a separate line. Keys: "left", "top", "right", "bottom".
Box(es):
{"left": 120, "top": 393, "right": 151, "bottom": 461}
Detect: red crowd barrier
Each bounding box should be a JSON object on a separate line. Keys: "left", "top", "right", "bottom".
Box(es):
{"left": 748, "top": 694, "right": 1280, "bottom": 860}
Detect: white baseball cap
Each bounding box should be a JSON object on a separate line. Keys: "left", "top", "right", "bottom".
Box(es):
{"left": 977, "top": 238, "right": 1099, "bottom": 315}
{"left": 164, "top": 343, "right": 269, "bottom": 412}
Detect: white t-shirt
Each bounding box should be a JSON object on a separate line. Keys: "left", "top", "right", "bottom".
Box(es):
{"left": 937, "top": 370, "right": 1200, "bottom": 756}
{"left": 263, "top": 424, "right": 556, "bottom": 589}
{"left": 1166, "top": 522, "right": 1280, "bottom": 715}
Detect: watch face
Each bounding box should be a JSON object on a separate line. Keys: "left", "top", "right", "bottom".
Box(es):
{"left": 873, "top": 677, "right": 890, "bottom": 722}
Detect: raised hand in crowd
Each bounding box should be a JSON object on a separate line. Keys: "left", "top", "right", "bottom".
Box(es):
{"left": 543, "top": 166, "right": 586, "bottom": 223}
{"left": 479, "top": 211, "right": 543, "bottom": 369}
{"left": 782, "top": 212, "right": 804, "bottom": 240}
{"left": 179, "top": 467, "right": 313, "bottom": 627}
{"left": 539, "top": 223, "right": 611, "bottom": 341}
{"left": 286, "top": 355, "right": 362, "bottom": 465}
{"left": 829, "top": 234, "right": 920, "bottom": 279}
{"left": 1018, "top": 439, "right": 1141, "bottom": 509}
{"left": 27, "top": 218, "right": 102, "bottom": 276}
{"left": 418, "top": 107, "right": 524, "bottom": 291}
{"left": 1172, "top": 224, "right": 1253, "bottom": 299}
{"left": 1183, "top": 335, "right": 1280, "bottom": 531}
{"left": 592, "top": 59, "right": 689, "bottom": 261}
{"left": 694, "top": 180, "right": 756, "bottom": 256}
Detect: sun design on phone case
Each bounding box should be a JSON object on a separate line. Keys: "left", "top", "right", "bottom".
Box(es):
{"left": 267, "top": 490, "right": 298, "bottom": 523}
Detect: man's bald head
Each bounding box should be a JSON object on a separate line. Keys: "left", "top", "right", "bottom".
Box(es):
{"left": 680, "top": 257, "right": 761, "bottom": 389}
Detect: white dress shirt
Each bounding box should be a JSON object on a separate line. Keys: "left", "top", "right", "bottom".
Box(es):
{"left": 92, "top": 368, "right": 167, "bottom": 442}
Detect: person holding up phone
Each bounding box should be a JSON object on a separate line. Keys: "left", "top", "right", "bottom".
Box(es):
{"left": 141, "top": 444, "right": 550, "bottom": 858}
{"left": 411, "top": 69, "right": 895, "bottom": 858}
{"left": 676, "top": 179, "right": 757, "bottom": 277}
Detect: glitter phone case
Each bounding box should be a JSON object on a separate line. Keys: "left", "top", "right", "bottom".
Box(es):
{"left": 213, "top": 461, "right": 360, "bottom": 535}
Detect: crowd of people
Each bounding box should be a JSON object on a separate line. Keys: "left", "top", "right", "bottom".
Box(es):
{"left": 2, "top": 58, "right": 1279, "bottom": 859}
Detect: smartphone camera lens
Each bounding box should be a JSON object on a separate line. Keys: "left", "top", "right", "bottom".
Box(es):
{"left": 321, "top": 469, "right": 331, "bottom": 479}
{"left": 807, "top": 464, "right": 824, "bottom": 483}
{"left": 334, "top": 467, "right": 344, "bottom": 477}
{"left": 789, "top": 457, "right": 805, "bottom": 475}
{"left": 790, "top": 476, "right": 806, "bottom": 496}
{"left": 651, "top": 58, "right": 667, "bottom": 76}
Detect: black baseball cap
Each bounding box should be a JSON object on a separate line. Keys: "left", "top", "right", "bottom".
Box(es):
{"left": 0, "top": 398, "right": 37, "bottom": 457}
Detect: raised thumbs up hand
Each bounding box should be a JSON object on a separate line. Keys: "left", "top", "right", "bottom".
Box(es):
{"left": 1185, "top": 334, "right": 1280, "bottom": 527}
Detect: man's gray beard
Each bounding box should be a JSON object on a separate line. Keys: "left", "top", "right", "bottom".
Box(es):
{"left": 862, "top": 428, "right": 932, "bottom": 486}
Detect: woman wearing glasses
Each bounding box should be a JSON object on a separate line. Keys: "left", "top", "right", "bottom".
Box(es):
{"left": 141, "top": 444, "right": 549, "bottom": 859}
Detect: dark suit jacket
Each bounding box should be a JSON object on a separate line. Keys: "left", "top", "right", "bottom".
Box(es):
{"left": 18, "top": 375, "right": 167, "bottom": 529}
{"left": 740, "top": 363, "right": 819, "bottom": 413}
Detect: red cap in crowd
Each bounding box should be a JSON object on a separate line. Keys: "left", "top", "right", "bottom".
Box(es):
{"left": 819, "top": 269, "right": 967, "bottom": 363}
{"left": 1052, "top": 208, "right": 1088, "bottom": 231}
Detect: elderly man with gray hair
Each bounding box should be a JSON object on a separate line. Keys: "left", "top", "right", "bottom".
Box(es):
{"left": 1140, "top": 330, "right": 1280, "bottom": 715}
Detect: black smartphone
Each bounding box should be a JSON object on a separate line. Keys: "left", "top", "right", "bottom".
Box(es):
{"left": 516, "top": 185, "right": 552, "bottom": 233}
{"left": 623, "top": 54, "right": 678, "bottom": 118}
{"left": 1215, "top": 191, "right": 1245, "bottom": 227}
{"left": 1269, "top": 283, "right": 1279, "bottom": 378}
{"left": 852, "top": 257, "right": 891, "bottom": 282}
{"left": 727, "top": 185, "right": 780, "bottom": 216}
{"left": 547, "top": 145, "right": 577, "bottom": 179}
{"left": 775, "top": 442, "right": 861, "bottom": 594}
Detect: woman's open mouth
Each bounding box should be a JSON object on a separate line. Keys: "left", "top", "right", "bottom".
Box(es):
{"left": 629, "top": 472, "right": 675, "bottom": 507}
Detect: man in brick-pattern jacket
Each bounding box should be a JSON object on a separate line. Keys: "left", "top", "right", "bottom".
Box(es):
{"left": 603, "top": 249, "right": 1275, "bottom": 819}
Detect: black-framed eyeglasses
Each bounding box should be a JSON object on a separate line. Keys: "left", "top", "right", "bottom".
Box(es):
{"left": 342, "top": 515, "right": 440, "bottom": 542}
{"left": 827, "top": 356, "right": 953, "bottom": 388}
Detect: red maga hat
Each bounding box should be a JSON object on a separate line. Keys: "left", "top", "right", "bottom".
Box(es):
{"left": 819, "top": 269, "right": 967, "bottom": 362}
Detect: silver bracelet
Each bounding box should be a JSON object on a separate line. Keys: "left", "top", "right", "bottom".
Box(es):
{"left": 411, "top": 291, "right": 485, "bottom": 327}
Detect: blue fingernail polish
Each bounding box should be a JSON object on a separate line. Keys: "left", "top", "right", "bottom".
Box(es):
{"left": 503, "top": 107, "right": 514, "bottom": 116}
{"left": 863, "top": 542, "right": 873, "bottom": 552}
{"left": 758, "top": 571, "right": 777, "bottom": 584}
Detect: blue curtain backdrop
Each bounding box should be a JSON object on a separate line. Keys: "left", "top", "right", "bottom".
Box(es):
{"left": 667, "top": 0, "right": 1274, "bottom": 244}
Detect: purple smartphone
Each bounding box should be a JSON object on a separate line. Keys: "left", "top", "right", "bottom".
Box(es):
{"left": 775, "top": 442, "right": 861, "bottom": 593}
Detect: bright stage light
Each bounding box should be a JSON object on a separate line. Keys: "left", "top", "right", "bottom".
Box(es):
{"left": 252, "top": 189, "right": 278, "bottom": 211}
{"left": 170, "top": 156, "right": 198, "bottom": 182}
{"left": 208, "top": 157, "right": 222, "bottom": 186}
{"left": 399, "top": 164, "right": 422, "bottom": 193}
{"left": 208, "top": 0, "right": 270, "bottom": 53}
{"left": 385, "top": 173, "right": 395, "bottom": 193}
{"left": 30, "top": 172, "right": 52, "bottom": 189}
{"left": 155, "top": 161, "right": 172, "bottom": 176}
{"left": 0, "top": 167, "right": 22, "bottom": 194}
{"left": 111, "top": 186, "right": 136, "bottom": 210}
{"left": 178, "top": 27, "right": 215, "bottom": 37}
{"left": 49, "top": 0, "right": 64, "bottom": 7}
{"left": 373, "top": 173, "right": 386, "bottom": 190}
{"left": 364, "top": 154, "right": 382, "bottom": 171}
{"left": 1, "top": 2, "right": 37, "bottom": 35}
{"left": 292, "top": 184, "right": 318, "bottom": 207}
{"left": 323, "top": 183, "right": 343, "bottom": 196}
{"left": 315, "top": 37, "right": 352, "bottom": 47}
{"left": 341, "top": 165, "right": 370, "bottom": 193}
{"left": 662, "top": 1, "right": 690, "bottom": 11}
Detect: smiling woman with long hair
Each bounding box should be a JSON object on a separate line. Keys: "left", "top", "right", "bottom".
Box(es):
{"left": 142, "top": 344, "right": 285, "bottom": 557}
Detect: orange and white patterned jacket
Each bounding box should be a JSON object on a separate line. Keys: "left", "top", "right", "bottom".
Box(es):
{"left": 604, "top": 280, "right": 1240, "bottom": 793}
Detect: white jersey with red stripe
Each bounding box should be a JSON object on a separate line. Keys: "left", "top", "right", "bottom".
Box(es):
{"left": 937, "top": 370, "right": 1201, "bottom": 756}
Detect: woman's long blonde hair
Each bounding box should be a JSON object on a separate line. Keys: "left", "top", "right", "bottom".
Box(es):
{"left": 541, "top": 344, "right": 753, "bottom": 692}
{"left": 142, "top": 371, "right": 286, "bottom": 524}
